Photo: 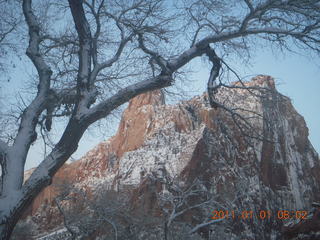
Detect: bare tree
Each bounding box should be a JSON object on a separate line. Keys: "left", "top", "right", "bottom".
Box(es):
{"left": 50, "top": 183, "right": 115, "bottom": 240}
{"left": 50, "top": 183, "right": 162, "bottom": 240}
{"left": 157, "top": 177, "right": 223, "bottom": 240}
{"left": 0, "top": 0, "right": 320, "bottom": 239}
{"left": 0, "top": 0, "right": 22, "bottom": 74}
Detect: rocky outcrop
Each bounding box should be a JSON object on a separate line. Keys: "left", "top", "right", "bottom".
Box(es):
{"left": 22, "top": 75, "right": 320, "bottom": 239}
{"left": 282, "top": 203, "right": 320, "bottom": 240}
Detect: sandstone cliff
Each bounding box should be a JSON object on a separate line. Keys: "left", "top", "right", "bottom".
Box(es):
{"left": 20, "top": 75, "right": 320, "bottom": 240}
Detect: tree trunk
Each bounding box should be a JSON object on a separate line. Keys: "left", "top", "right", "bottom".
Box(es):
{"left": 0, "top": 183, "right": 47, "bottom": 240}
{"left": 0, "top": 120, "right": 87, "bottom": 240}
{"left": 0, "top": 214, "right": 19, "bottom": 240}
{"left": 164, "top": 221, "right": 168, "bottom": 240}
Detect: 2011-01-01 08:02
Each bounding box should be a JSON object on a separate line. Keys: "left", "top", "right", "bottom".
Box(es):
{"left": 211, "top": 210, "right": 309, "bottom": 220}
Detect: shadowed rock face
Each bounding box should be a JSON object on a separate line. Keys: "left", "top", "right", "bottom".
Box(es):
{"left": 23, "top": 76, "right": 320, "bottom": 239}
{"left": 282, "top": 205, "right": 320, "bottom": 240}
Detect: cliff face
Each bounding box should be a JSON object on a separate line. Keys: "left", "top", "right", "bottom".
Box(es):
{"left": 23, "top": 76, "right": 320, "bottom": 239}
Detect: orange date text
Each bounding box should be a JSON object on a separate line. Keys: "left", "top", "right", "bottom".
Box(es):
{"left": 211, "top": 210, "right": 308, "bottom": 220}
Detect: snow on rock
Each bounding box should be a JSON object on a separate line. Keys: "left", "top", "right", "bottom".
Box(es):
{"left": 22, "top": 76, "right": 320, "bottom": 239}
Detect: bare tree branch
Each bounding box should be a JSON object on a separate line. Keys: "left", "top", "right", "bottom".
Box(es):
{"left": 0, "top": 141, "right": 8, "bottom": 155}
{"left": 68, "top": 0, "right": 95, "bottom": 114}
{"left": 189, "top": 218, "right": 224, "bottom": 235}
{"left": 1, "top": 0, "right": 53, "bottom": 195}
{"left": 84, "top": 74, "right": 173, "bottom": 123}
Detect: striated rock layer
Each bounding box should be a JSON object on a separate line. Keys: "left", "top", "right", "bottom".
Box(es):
{"left": 23, "top": 75, "right": 320, "bottom": 239}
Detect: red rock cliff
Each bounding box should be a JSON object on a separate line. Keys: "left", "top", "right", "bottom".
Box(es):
{"left": 23, "top": 76, "right": 320, "bottom": 239}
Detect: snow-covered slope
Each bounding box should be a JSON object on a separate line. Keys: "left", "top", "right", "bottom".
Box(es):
{"left": 21, "top": 75, "right": 320, "bottom": 239}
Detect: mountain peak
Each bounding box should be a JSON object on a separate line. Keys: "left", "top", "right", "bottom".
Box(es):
{"left": 22, "top": 75, "right": 320, "bottom": 240}
{"left": 251, "top": 74, "right": 275, "bottom": 88}
{"left": 232, "top": 75, "right": 276, "bottom": 89}
{"left": 128, "top": 89, "right": 165, "bottom": 110}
